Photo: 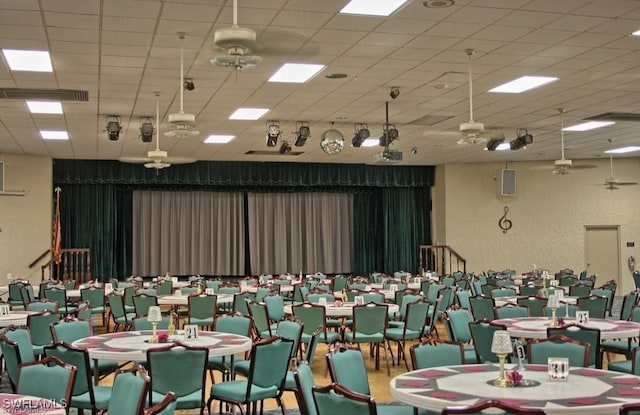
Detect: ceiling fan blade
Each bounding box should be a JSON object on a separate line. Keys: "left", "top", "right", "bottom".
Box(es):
{"left": 164, "top": 156, "right": 197, "bottom": 164}
{"left": 118, "top": 157, "right": 151, "bottom": 164}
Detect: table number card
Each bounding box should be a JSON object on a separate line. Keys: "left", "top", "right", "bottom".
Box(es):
{"left": 205, "top": 288, "right": 215, "bottom": 295}
{"left": 548, "top": 357, "right": 569, "bottom": 381}
{"left": 171, "top": 277, "right": 178, "bottom": 283}
{"left": 184, "top": 325, "right": 198, "bottom": 341}
{"left": 389, "top": 284, "right": 398, "bottom": 293}
{"left": 549, "top": 279, "right": 559, "bottom": 287}
{"left": 577, "top": 311, "right": 589, "bottom": 325}
{"left": 0, "top": 304, "right": 10, "bottom": 316}
{"left": 556, "top": 290, "right": 564, "bottom": 300}
{"left": 104, "top": 283, "right": 113, "bottom": 292}
{"left": 318, "top": 297, "right": 327, "bottom": 306}
{"left": 413, "top": 277, "right": 421, "bottom": 284}
{"left": 354, "top": 296, "right": 364, "bottom": 305}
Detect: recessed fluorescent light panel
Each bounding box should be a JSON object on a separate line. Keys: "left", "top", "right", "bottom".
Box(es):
{"left": 632, "top": 29, "right": 640, "bottom": 36}
{"left": 268, "top": 63, "right": 326, "bottom": 83}
{"left": 340, "top": 0, "right": 409, "bottom": 16}
{"left": 204, "top": 134, "right": 235, "bottom": 144}
{"left": 26, "top": 101, "right": 63, "bottom": 114}
{"left": 605, "top": 146, "right": 640, "bottom": 154}
{"left": 489, "top": 76, "right": 558, "bottom": 93}
{"left": 361, "top": 137, "right": 380, "bottom": 147}
{"left": 229, "top": 108, "right": 269, "bottom": 120}
{"left": 563, "top": 121, "right": 615, "bottom": 132}
{"left": 2, "top": 49, "right": 53, "bottom": 72}
{"left": 40, "top": 130, "right": 69, "bottom": 140}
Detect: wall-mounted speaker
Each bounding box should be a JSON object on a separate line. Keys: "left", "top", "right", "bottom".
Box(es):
{"left": 498, "top": 168, "right": 516, "bottom": 196}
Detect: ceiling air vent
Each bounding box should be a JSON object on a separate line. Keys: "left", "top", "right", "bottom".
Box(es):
{"left": 0, "top": 88, "right": 89, "bottom": 102}
{"left": 584, "top": 112, "right": 640, "bottom": 122}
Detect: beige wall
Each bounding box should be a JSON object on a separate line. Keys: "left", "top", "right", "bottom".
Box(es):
{"left": 0, "top": 153, "right": 52, "bottom": 284}
{"left": 435, "top": 157, "right": 640, "bottom": 293}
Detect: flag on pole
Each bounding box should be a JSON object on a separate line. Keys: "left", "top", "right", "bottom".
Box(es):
{"left": 52, "top": 187, "right": 62, "bottom": 264}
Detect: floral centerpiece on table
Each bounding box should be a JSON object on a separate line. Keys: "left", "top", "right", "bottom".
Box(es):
{"left": 505, "top": 370, "right": 523, "bottom": 386}
{"left": 157, "top": 332, "right": 169, "bottom": 343}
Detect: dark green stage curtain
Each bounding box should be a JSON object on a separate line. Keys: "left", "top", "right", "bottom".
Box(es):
{"left": 54, "top": 160, "right": 434, "bottom": 278}
{"left": 59, "top": 184, "right": 122, "bottom": 281}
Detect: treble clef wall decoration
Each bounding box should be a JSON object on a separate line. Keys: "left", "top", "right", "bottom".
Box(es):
{"left": 498, "top": 206, "right": 512, "bottom": 233}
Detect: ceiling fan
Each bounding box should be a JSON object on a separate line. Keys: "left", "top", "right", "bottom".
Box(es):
{"left": 165, "top": 33, "right": 199, "bottom": 139}
{"left": 603, "top": 138, "right": 638, "bottom": 190}
{"left": 119, "top": 94, "right": 196, "bottom": 170}
{"left": 548, "top": 108, "right": 596, "bottom": 175}
{"left": 210, "top": 0, "right": 318, "bottom": 71}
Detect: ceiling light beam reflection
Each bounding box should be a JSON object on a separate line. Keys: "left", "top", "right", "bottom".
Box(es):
{"left": 489, "top": 76, "right": 558, "bottom": 93}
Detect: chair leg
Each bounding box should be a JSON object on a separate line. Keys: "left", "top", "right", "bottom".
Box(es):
{"left": 383, "top": 340, "right": 391, "bottom": 376}
{"left": 277, "top": 397, "right": 287, "bottom": 415}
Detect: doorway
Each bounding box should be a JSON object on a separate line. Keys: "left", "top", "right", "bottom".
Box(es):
{"left": 585, "top": 225, "right": 620, "bottom": 288}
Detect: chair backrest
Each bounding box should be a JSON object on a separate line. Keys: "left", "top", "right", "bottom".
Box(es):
{"left": 51, "top": 318, "right": 92, "bottom": 344}
{"left": 146, "top": 343, "right": 208, "bottom": 409}
{"left": 410, "top": 340, "right": 465, "bottom": 369}
{"left": 248, "top": 301, "right": 272, "bottom": 338}
{"left": 76, "top": 301, "right": 92, "bottom": 321}
{"left": 568, "top": 283, "right": 592, "bottom": 298}
{"left": 527, "top": 334, "right": 590, "bottom": 367}
{"left": 516, "top": 297, "right": 546, "bottom": 317}
{"left": 444, "top": 309, "right": 473, "bottom": 343}
{"left": 26, "top": 299, "right": 59, "bottom": 313}
{"left": 442, "top": 399, "right": 545, "bottom": 414}
{"left": 265, "top": 294, "right": 286, "bottom": 322}
{"left": 577, "top": 294, "right": 608, "bottom": 319}
{"left": 294, "top": 363, "right": 317, "bottom": 415}
{"left": 426, "top": 283, "right": 446, "bottom": 303}
{"left": 312, "top": 383, "right": 377, "bottom": 415}
{"left": 213, "top": 313, "right": 253, "bottom": 337}
{"left": 352, "top": 303, "right": 388, "bottom": 336}
{"left": 469, "top": 319, "right": 508, "bottom": 363}
{"left": 245, "top": 337, "right": 294, "bottom": 395}
{"left": 107, "top": 367, "right": 150, "bottom": 415}
{"left": 27, "top": 310, "right": 60, "bottom": 349}
{"left": 43, "top": 287, "right": 68, "bottom": 306}
{"left": 4, "top": 327, "right": 36, "bottom": 363}
{"left": 468, "top": 295, "right": 495, "bottom": 321}
{"left": 123, "top": 286, "right": 137, "bottom": 307}
{"left": 456, "top": 290, "right": 471, "bottom": 309}
{"left": 44, "top": 342, "right": 94, "bottom": 398}
{"left": 493, "top": 304, "right": 529, "bottom": 319}
{"left": 8, "top": 282, "right": 26, "bottom": 304}
{"left": 403, "top": 299, "right": 430, "bottom": 334}
{"left": 397, "top": 293, "right": 423, "bottom": 320}
{"left": 155, "top": 281, "right": 173, "bottom": 296}
{"left": 232, "top": 293, "right": 251, "bottom": 316}
{"left": 292, "top": 302, "right": 334, "bottom": 340}
{"left": 144, "top": 391, "right": 177, "bottom": 415}
{"left": 80, "top": 287, "right": 105, "bottom": 308}
{"left": 0, "top": 332, "right": 29, "bottom": 391}
{"left": 188, "top": 294, "right": 217, "bottom": 320}
{"left": 132, "top": 315, "right": 171, "bottom": 331}
{"left": 620, "top": 291, "right": 640, "bottom": 321}
{"left": 275, "top": 319, "right": 304, "bottom": 360}
{"left": 107, "top": 292, "right": 128, "bottom": 319}
{"left": 307, "top": 292, "right": 335, "bottom": 303}
{"left": 518, "top": 285, "right": 540, "bottom": 297}
{"left": 326, "top": 347, "right": 370, "bottom": 395}
{"left": 133, "top": 294, "right": 159, "bottom": 316}
{"left": 20, "top": 285, "right": 36, "bottom": 307}
{"left": 491, "top": 288, "right": 516, "bottom": 298}
{"left": 17, "top": 356, "right": 77, "bottom": 414}
{"left": 547, "top": 323, "right": 601, "bottom": 368}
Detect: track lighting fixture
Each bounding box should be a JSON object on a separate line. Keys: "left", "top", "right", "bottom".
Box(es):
{"left": 351, "top": 123, "right": 370, "bottom": 147}
{"left": 266, "top": 121, "right": 281, "bottom": 147}
{"left": 294, "top": 121, "right": 311, "bottom": 147}
{"left": 510, "top": 129, "right": 533, "bottom": 150}
{"left": 380, "top": 123, "right": 399, "bottom": 147}
{"left": 389, "top": 87, "right": 400, "bottom": 99}
{"left": 183, "top": 78, "right": 195, "bottom": 91}
{"left": 279, "top": 141, "right": 292, "bottom": 154}
{"left": 486, "top": 134, "right": 506, "bottom": 151}
{"left": 139, "top": 117, "right": 154, "bottom": 143}
{"left": 106, "top": 116, "right": 122, "bottom": 141}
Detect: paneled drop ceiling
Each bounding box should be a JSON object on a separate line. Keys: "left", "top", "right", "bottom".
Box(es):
{"left": 1, "top": 0, "right": 640, "bottom": 166}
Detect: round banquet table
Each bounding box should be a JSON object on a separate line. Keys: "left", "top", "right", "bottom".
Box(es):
{"left": 157, "top": 293, "right": 234, "bottom": 307}
{"left": 0, "top": 393, "right": 67, "bottom": 414}
{"left": 492, "top": 316, "right": 640, "bottom": 340}
{"left": 0, "top": 311, "right": 36, "bottom": 327}
{"left": 284, "top": 302, "right": 399, "bottom": 317}
{"left": 494, "top": 296, "right": 577, "bottom": 307}
{"left": 72, "top": 330, "right": 252, "bottom": 362}
{"left": 390, "top": 364, "right": 640, "bottom": 414}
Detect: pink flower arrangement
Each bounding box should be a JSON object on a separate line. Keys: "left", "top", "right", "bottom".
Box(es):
{"left": 157, "top": 332, "right": 169, "bottom": 343}
{"left": 557, "top": 316, "right": 565, "bottom": 326}
{"left": 506, "top": 370, "right": 523, "bottom": 386}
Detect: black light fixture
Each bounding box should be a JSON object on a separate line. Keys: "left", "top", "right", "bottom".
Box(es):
{"left": 351, "top": 123, "right": 370, "bottom": 147}
{"left": 266, "top": 121, "right": 281, "bottom": 147}
{"left": 279, "top": 141, "right": 292, "bottom": 154}
{"left": 139, "top": 117, "right": 154, "bottom": 143}
{"left": 389, "top": 87, "right": 400, "bottom": 99}
{"left": 380, "top": 123, "right": 399, "bottom": 147}
{"left": 106, "top": 115, "right": 122, "bottom": 141}
{"left": 183, "top": 77, "right": 195, "bottom": 91}
{"left": 486, "top": 134, "right": 505, "bottom": 151}
{"left": 294, "top": 121, "right": 311, "bottom": 147}
{"left": 510, "top": 129, "right": 533, "bottom": 150}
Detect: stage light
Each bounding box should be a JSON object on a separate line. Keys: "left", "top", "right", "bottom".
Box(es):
{"left": 279, "top": 141, "right": 292, "bottom": 154}
{"left": 266, "top": 121, "right": 281, "bottom": 147}
{"left": 351, "top": 123, "right": 370, "bottom": 147}
{"left": 380, "top": 123, "right": 399, "bottom": 147}
{"left": 294, "top": 121, "right": 310, "bottom": 147}
{"left": 389, "top": 87, "right": 400, "bottom": 99}
{"left": 106, "top": 116, "right": 122, "bottom": 141}
{"left": 140, "top": 117, "right": 154, "bottom": 143}
{"left": 510, "top": 129, "right": 533, "bottom": 150}
{"left": 486, "top": 135, "right": 505, "bottom": 151}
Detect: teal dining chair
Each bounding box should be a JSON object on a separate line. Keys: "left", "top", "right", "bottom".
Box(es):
{"left": 144, "top": 391, "right": 177, "bottom": 415}
{"left": 608, "top": 346, "right": 640, "bottom": 375}
{"left": 385, "top": 299, "right": 430, "bottom": 370}
{"left": 80, "top": 286, "right": 106, "bottom": 326}
{"left": 493, "top": 304, "right": 529, "bottom": 319}
{"left": 527, "top": 334, "right": 590, "bottom": 367}
{"left": 468, "top": 295, "right": 495, "bottom": 321}
{"left": 208, "top": 313, "right": 253, "bottom": 382}
{"left": 343, "top": 303, "right": 391, "bottom": 376}
{"left": 443, "top": 309, "right": 478, "bottom": 364}
{"left": 312, "top": 383, "right": 378, "bottom": 415}
{"left": 27, "top": 310, "right": 60, "bottom": 357}
{"left": 547, "top": 323, "right": 602, "bottom": 368}
{"left": 0, "top": 329, "right": 36, "bottom": 392}
{"left": 410, "top": 339, "right": 465, "bottom": 370}
{"left": 17, "top": 356, "right": 77, "bottom": 415}
{"left": 105, "top": 366, "right": 150, "bottom": 415}
{"left": 186, "top": 294, "right": 217, "bottom": 329}
{"left": 469, "top": 319, "right": 508, "bottom": 363}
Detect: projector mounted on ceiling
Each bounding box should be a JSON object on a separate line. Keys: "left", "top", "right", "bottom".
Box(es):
{"left": 373, "top": 149, "right": 403, "bottom": 163}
